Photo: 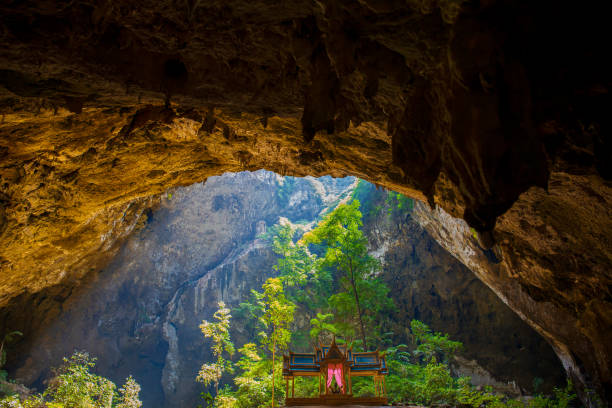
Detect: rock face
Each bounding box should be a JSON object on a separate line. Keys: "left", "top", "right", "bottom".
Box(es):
{"left": 357, "top": 184, "right": 565, "bottom": 394}
{"left": 413, "top": 184, "right": 612, "bottom": 407}
{"left": 3, "top": 172, "right": 358, "bottom": 407}
{"left": 0, "top": 1, "right": 610, "bottom": 405}
{"left": 3, "top": 173, "right": 564, "bottom": 407}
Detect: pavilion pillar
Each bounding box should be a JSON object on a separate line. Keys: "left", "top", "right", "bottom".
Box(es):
{"left": 383, "top": 375, "right": 387, "bottom": 397}
{"left": 348, "top": 367, "right": 352, "bottom": 394}
{"left": 374, "top": 376, "right": 377, "bottom": 396}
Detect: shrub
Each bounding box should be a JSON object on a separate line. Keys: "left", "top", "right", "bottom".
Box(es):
{"left": 44, "top": 351, "right": 115, "bottom": 408}
{"left": 115, "top": 376, "right": 142, "bottom": 408}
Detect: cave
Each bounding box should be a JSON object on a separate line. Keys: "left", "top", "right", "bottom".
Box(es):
{"left": 0, "top": 1, "right": 610, "bottom": 407}
{"left": 0, "top": 172, "right": 568, "bottom": 407}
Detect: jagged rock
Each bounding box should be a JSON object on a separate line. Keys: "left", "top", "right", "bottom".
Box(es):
{"left": 0, "top": 1, "right": 610, "bottom": 405}
{"left": 2, "top": 173, "right": 563, "bottom": 407}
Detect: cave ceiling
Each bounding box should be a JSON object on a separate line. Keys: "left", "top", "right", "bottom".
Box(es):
{"left": 0, "top": 0, "right": 610, "bottom": 406}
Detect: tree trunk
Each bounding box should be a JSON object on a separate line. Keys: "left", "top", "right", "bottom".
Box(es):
{"left": 348, "top": 260, "right": 368, "bottom": 350}
{"left": 272, "top": 328, "right": 276, "bottom": 407}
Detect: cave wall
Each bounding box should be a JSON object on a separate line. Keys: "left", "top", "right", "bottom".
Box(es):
{"left": 0, "top": 0, "right": 610, "bottom": 405}
{"left": 2, "top": 173, "right": 564, "bottom": 407}
{"left": 357, "top": 184, "right": 565, "bottom": 394}
{"left": 2, "top": 172, "right": 358, "bottom": 407}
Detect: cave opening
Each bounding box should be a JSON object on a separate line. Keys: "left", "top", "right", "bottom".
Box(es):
{"left": 0, "top": 171, "right": 567, "bottom": 408}
{"left": 1, "top": 1, "right": 611, "bottom": 405}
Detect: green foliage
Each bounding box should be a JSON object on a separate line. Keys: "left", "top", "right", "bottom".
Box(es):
{"left": 456, "top": 377, "right": 509, "bottom": 408}
{"left": 303, "top": 200, "right": 394, "bottom": 350}
{"left": 254, "top": 278, "right": 295, "bottom": 407}
{"left": 194, "top": 179, "right": 577, "bottom": 408}
{"left": 269, "top": 225, "right": 327, "bottom": 309}
{"left": 196, "top": 391, "right": 214, "bottom": 408}
{"left": 524, "top": 380, "right": 576, "bottom": 408}
{"left": 414, "top": 360, "right": 457, "bottom": 404}
{"left": 207, "top": 277, "right": 297, "bottom": 408}
{"left": 350, "top": 180, "right": 377, "bottom": 216}
{"left": 230, "top": 344, "right": 280, "bottom": 408}
{"left": 115, "top": 376, "right": 142, "bottom": 408}
{"left": 213, "top": 386, "right": 237, "bottom": 408}
{"left": 254, "top": 278, "right": 295, "bottom": 357}
{"left": 378, "top": 321, "right": 577, "bottom": 408}
{"left": 197, "top": 302, "right": 235, "bottom": 395}
{"left": 378, "top": 321, "right": 463, "bottom": 405}
{"left": 385, "top": 191, "right": 415, "bottom": 215}
{"left": 44, "top": 351, "right": 116, "bottom": 408}
{"left": 309, "top": 313, "right": 339, "bottom": 343}
{"left": 0, "top": 394, "right": 50, "bottom": 408}
{"left": 410, "top": 319, "right": 462, "bottom": 363}
{"left": 1, "top": 351, "right": 141, "bottom": 408}
{"left": 219, "top": 342, "right": 290, "bottom": 407}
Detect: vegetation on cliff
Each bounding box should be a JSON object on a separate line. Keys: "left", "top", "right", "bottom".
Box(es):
{"left": 0, "top": 352, "right": 142, "bottom": 408}
{"left": 196, "top": 302, "right": 235, "bottom": 396}
{"left": 195, "top": 197, "right": 578, "bottom": 408}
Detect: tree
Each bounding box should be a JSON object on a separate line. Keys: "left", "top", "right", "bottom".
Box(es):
{"left": 410, "top": 320, "right": 462, "bottom": 364}
{"left": 116, "top": 376, "right": 142, "bottom": 408}
{"left": 267, "top": 225, "right": 330, "bottom": 312}
{"left": 253, "top": 278, "right": 295, "bottom": 407}
{"left": 309, "top": 313, "right": 339, "bottom": 344}
{"left": 303, "top": 200, "right": 389, "bottom": 350}
{"left": 1, "top": 350, "right": 142, "bottom": 408}
{"left": 196, "top": 301, "right": 235, "bottom": 396}
{"left": 270, "top": 225, "right": 314, "bottom": 287}
{"left": 230, "top": 343, "right": 273, "bottom": 407}
{"left": 44, "top": 351, "right": 117, "bottom": 408}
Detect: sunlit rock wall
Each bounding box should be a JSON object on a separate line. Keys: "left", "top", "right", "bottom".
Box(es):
{"left": 3, "top": 172, "right": 563, "bottom": 407}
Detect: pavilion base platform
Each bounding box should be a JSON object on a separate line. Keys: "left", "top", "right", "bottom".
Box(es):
{"left": 285, "top": 395, "right": 388, "bottom": 406}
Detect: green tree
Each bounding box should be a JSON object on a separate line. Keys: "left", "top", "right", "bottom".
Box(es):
{"left": 196, "top": 301, "right": 235, "bottom": 396}
{"left": 410, "top": 320, "right": 462, "bottom": 364}
{"left": 309, "top": 313, "right": 339, "bottom": 344}
{"left": 44, "top": 351, "right": 116, "bottom": 408}
{"left": 231, "top": 343, "right": 276, "bottom": 407}
{"left": 253, "top": 278, "right": 295, "bottom": 407}
{"left": 304, "top": 200, "right": 392, "bottom": 350}
{"left": 267, "top": 225, "right": 330, "bottom": 312}
{"left": 115, "top": 376, "right": 142, "bottom": 408}
{"left": 270, "top": 225, "right": 315, "bottom": 287}
{"left": 1, "top": 351, "right": 142, "bottom": 408}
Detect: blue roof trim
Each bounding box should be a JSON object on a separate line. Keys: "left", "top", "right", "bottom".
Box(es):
{"left": 292, "top": 356, "right": 316, "bottom": 365}
{"left": 287, "top": 367, "right": 320, "bottom": 372}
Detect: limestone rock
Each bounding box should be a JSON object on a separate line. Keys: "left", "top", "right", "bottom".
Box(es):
{"left": 0, "top": 1, "right": 610, "bottom": 405}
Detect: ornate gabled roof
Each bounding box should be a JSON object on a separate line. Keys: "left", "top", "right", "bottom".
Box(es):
{"left": 321, "top": 337, "right": 346, "bottom": 361}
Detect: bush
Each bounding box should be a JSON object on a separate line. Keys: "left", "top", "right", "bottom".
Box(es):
{"left": 381, "top": 322, "right": 577, "bottom": 408}
{"left": 44, "top": 351, "right": 115, "bottom": 408}
{"left": 1, "top": 351, "right": 142, "bottom": 408}
{"left": 115, "top": 376, "right": 142, "bottom": 408}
